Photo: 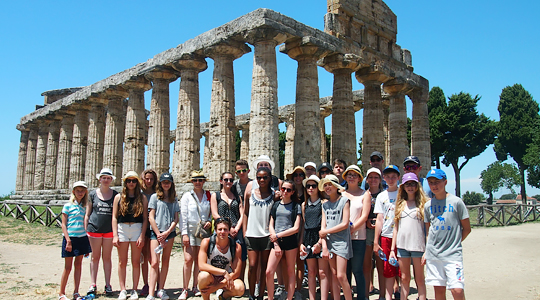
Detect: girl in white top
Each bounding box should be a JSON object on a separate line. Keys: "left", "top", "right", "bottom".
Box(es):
{"left": 342, "top": 165, "right": 370, "bottom": 300}
{"left": 389, "top": 173, "right": 428, "bottom": 300}
{"left": 179, "top": 171, "right": 212, "bottom": 300}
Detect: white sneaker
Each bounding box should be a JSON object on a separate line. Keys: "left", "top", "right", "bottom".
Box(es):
{"left": 178, "top": 289, "right": 188, "bottom": 300}
{"left": 157, "top": 289, "right": 169, "bottom": 300}
{"left": 145, "top": 296, "right": 155, "bottom": 300}
{"left": 118, "top": 290, "right": 128, "bottom": 300}
{"left": 193, "top": 287, "right": 201, "bottom": 297}
{"left": 254, "top": 283, "right": 260, "bottom": 297}
{"left": 293, "top": 290, "right": 303, "bottom": 300}
{"left": 216, "top": 288, "right": 224, "bottom": 300}
{"left": 130, "top": 290, "right": 139, "bottom": 299}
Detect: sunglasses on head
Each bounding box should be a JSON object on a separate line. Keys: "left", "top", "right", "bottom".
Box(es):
{"left": 281, "top": 187, "right": 293, "bottom": 193}
{"left": 125, "top": 178, "right": 138, "bottom": 184}
{"left": 256, "top": 175, "right": 269, "bottom": 180}
{"left": 216, "top": 217, "right": 231, "bottom": 223}
{"left": 306, "top": 183, "right": 318, "bottom": 189}
{"left": 192, "top": 178, "right": 205, "bottom": 183}
{"left": 236, "top": 168, "right": 248, "bottom": 174}
{"left": 371, "top": 157, "right": 382, "bottom": 162}
{"left": 404, "top": 164, "right": 420, "bottom": 171}
{"left": 222, "top": 178, "right": 234, "bottom": 183}
{"left": 293, "top": 173, "right": 305, "bottom": 178}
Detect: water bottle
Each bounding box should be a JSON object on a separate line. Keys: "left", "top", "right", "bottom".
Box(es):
{"left": 389, "top": 257, "right": 399, "bottom": 267}
{"left": 329, "top": 252, "right": 334, "bottom": 259}
{"left": 300, "top": 245, "right": 311, "bottom": 260}
{"left": 155, "top": 239, "right": 168, "bottom": 254}
{"left": 84, "top": 294, "right": 95, "bottom": 300}
{"left": 377, "top": 249, "right": 387, "bottom": 261}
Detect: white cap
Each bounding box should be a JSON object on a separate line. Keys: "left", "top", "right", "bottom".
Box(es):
{"left": 304, "top": 162, "right": 317, "bottom": 169}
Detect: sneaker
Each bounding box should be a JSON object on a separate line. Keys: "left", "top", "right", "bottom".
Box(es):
{"left": 254, "top": 283, "right": 260, "bottom": 297}
{"left": 274, "top": 285, "right": 284, "bottom": 298}
{"left": 192, "top": 287, "right": 201, "bottom": 297}
{"left": 178, "top": 289, "right": 188, "bottom": 300}
{"left": 157, "top": 289, "right": 169, "bottom": 300}
{"left": 73, "top": 293, "right": 84, "bottom": 300}
{"left": 87, "top": 284, "right": 97, "bottom": 295}
{"left": 294, "top": 290, "right": 303, "bottom": 300}
{"left": 216, "top": 289, "right": 224, "bottom": 300}
{"left": 119, "top": 290, "right": 128, "bottom": 300}
{"left": 130, "top": 290, "right": 139, "bottom": 300}
{"left": 302, "top": 276, "right": 309, "bottom": 287}
{"left": 145, "top": 296, "right": 155, "bottom": 300}
{"left": 105, "top": 284, "right": 114, "bottom": 296}
{"left": 140, "top": 285, "right": 149, "bottom": 297}
{"left": 393, "top": 291, "right": 400, "bottom": 300}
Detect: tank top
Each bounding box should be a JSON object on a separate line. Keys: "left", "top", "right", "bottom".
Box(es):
{"left": 117, "top": 196, "right": 144, "bottom": 223}
{"left": 323, "top": 196, "right": 353, "bottom": 259}
{"left": 216, "top": 191, "right": 241, "bottom": 227}
{"left": 304, "top": 198, "right": 322, "bottom": 230}
{"left": 87, "top": 189, "right": 118, "bottom": 233}
{"left": 349, "top": 191, "right": 367, "bottom": 240}
{"left": 208, "top": 241, "right": 233, "bottom": 271}
{"left": 245, "top": 187, "right": 274, "bottom": 238}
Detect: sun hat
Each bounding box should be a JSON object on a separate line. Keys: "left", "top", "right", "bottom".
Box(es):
{"left": 366, "top": 167, "right": 382, "bottom": 178}
{"left": 123, "top": 171, "right": 140, "bottom": 181}
{"left": 252, "top": 155, "right": 275, "bottom": 171}
{"left": 317, "top": 162, "right": 332, "bottom": 172}
{"left": 318, "top": 174, "right": 345, "bottom": 192}
{"left": 72, "top": 181, "right": 88, "bottom": 189}
{"left": 160, "top": 172, "right": 174, "bottom": 182}
{"left": 383, "top": 164, "right": 400, "bottom": 175}
{"left": 96, "top": 168, "right": 116, "bottom": 180}
{"left": 426, "top": 169, "right": 446, "bottom": 180}
{"left": 403, "top": 155, "right": 421, "bottom": 166}
{"left": 342, "top": 165, "right": 364, "bottom": 182}
{"left": 304, "top": 162, "right": 317, "bottom": 169}
{"left": 190, "top": 170, "right": 206, "bottom": 180}
{"left": 286, "top": 166, "right": 307, "bottom": 180}
{"left": 302, "top": 175, "right": 321, "bottom": 187}
{"left": 401, "top": 172, "right": 419, "bottom": 184}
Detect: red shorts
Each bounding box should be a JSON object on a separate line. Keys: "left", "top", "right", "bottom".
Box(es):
{"left": 380, "top": 236, "right": 400, "bottom": 278}
{"left": 87, "top": 231, "right": 114, "bottom": 239}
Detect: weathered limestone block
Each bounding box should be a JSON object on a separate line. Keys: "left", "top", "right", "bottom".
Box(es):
{"left": 409, "top": 87, "right": 430, "bottom": 177}
{"left": 146, "top": 68, "right": 179, "bottom": 176}
{"left": 284, "top": 115, "right": 295, "bottom": 176}
{"left": 171, "top": 55, "right": 207, "bottom": 183}
{"left": 384, "top": 79, "right": 413, "bottom": 167}
{"left": 23, "top": 127, "right": 38, "bottom": 191}
{"left": 281, "top": 39, "right": 330, "bottom": 166}
{"left": 320, "top": 114, "right": 328, "bottom": 163}
{"left": 122, "top": 77, "right": 151, "bottom": 176}
{"left": 44, "top": 119, "right": 61, "bottom": 189}
{"left": 239, "top": 125, "right": 250, "bottom": 163}
{"left": 103, "top": 89, "right": 128, "bottom": 185}
{"left": 69, "top": 107, "right": 90, "bottom": 188}
{"left": 356, "top": 66, "right": 391, "bottom": 168}
{"left": 33, "top": 121, "right": 50, "bottom": 190}
{"left": 56, "top": 113, "right": 75, "bottom": 189}
{"left": 205, "top": 42, "right": 251, "bottom": 181}
{"left": 85, "top": 99, "right": 107, "bottom": 187}
{"left": 383, "top": 103, "right": 390, "bottom": 163}
{"left": 15, "top": 129, "right": 29, "bottom": 191}
{"left": 202, "top": 131, "right": 210, "bottom": 176}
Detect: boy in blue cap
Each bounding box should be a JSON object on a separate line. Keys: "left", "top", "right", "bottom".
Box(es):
{"left": 424, "top": 169, "right": 471, "bottom": 300}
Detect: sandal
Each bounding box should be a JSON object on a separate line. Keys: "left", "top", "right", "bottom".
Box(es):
{"left": 59, "top": 296, "right": 69, "bottom": 300}
{"left": 72, "top": 292, "right": 83, "bottom": 300}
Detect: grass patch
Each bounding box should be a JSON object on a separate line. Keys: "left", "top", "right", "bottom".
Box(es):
{"left": 0, "top": 216, "right": 62, "bottom": 245}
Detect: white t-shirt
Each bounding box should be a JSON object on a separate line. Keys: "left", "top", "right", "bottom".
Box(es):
{"left": 374, "top": 190, "right": 398, "bottom": 238}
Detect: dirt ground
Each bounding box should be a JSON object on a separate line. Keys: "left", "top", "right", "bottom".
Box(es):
{"left": 0, "top": 218, "right": 539, "bottom": 300}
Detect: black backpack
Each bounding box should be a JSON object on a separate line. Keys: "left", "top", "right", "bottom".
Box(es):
{"left": 207, "top": 233, "right": 236, "bottom": 261}
{"left": 270, "top": 201, "right": 300, "bottom": 224}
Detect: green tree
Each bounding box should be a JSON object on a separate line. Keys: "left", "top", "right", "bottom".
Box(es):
{"left": 440, "top": 92, "right": 496, "bottom": 197}
{"left": 500, "top": 193, "right": 517, "bottom": 200}
{"left": 480, "top": 161, "right": 521, "bottom": 205}
{"left": 462, "top": 191, "right": 485, "bottom": 205}
{"left": 428, "top": 86, "right": 447, "bottom": 168}
{"left": 494, "top": 84, "right": 540, "bottom": 202}
{"left": 531, "top": 195, "right": 540, "bottom": 202}
{"left": 524, "top": 132, "right": 540, "bottom": 188}
{"left": 325, "top": 133, "right": 331, "bottom": 162}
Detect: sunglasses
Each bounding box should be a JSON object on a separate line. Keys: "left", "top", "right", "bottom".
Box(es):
{"left": 236, "top": 168, "right": 249, "bottom": 174}
{"left": 281, "top": 187, "right": 293, "bottom": 193}
{"left": 293, "top": 173, "right": 305, "bottom": 178}
{"left": 125, "top": 179, "right": 138, "bottom": 184}
{"left": 256, "top": 176, "right": 269, "bottom": 180}
{"left": 222, "top": 178, "right": 234, "bottom": 183}
{"left": 404, "top": 182, "right": 418, "bottom": 187}
{"left": 404, "top": 165, "right": 420, "bottom": 171}
{"left": 346, "top": 173, "right": 359, "bottom": 178}
{"left": 216, "top": 217, "right": 231, "bottom": 224}
{"left": 371, "top": 157, "right": 382, "bottom": 162}
{"left": 306, "top": 183, "right": 318, "bottom": 189}
{"left": 192, "top": 179, "right": 205, "bottom": 183}
{"left": 319, "top": 170, "right": 331, "bottom": 175}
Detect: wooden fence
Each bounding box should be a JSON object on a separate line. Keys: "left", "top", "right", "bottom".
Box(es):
{"left": 467, "top": 204, "right": 540, "bottom": 226}
{"left": 0, "top": 201, "right": 63, "bottom": 227}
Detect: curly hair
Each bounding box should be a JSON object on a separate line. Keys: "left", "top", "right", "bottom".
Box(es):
{"left": 120, "top": 178, "right": 144, "bottom": 217}
{"left": 394, "top": 182, "right": 428, "bottom": 225}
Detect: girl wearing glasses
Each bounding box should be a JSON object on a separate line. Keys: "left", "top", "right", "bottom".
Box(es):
{"left": 388, "top": 173, "right": 428, "bottom": 300}
{"left": 266, "top": 180, "right": 301, "bottom": 300}
{"left": 244, "top": 167, "right": 275, "bottom": 300}
{"left": 112, "top": 171, "right": 149, "bottom": 300}
{"left": 299, "top": 175, "right": 330, "bottom": 300}
{"left": 211, "top": 172, "right": 246, "bottom": 279}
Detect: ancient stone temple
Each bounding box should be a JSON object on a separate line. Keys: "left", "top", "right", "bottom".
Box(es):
{"left": 14, "top": 0, "right": 429, "bottom": 198}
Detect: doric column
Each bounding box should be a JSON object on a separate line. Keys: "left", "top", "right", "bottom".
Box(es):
{"left": 15, "top": 128, "right": 29, "bottom": 191}
{"left": 356, "top": 66, "right": 391, "bottom": 168}
{"left": 239, "top": 125, "right": 250, "bottom": 163}
{"left": 44, "top": 118, "right": 61, "bottom": 189}
{"left": 69, "top": 106, "right": 90, "bottom": 188}
{"left": 321, "top": 53, "right": 361, "bottom": 166}
{"left": 103, "top": 88, "right": 129, "bottom": 186}
{"left": 85, "top": 99, "right": 107, "bottom": 187}
{"left": 384, "top": 79, "right": 413, "bottom": 168}
{"left": 409, "top": 87, "right": 431, "bottom": 177}
{"left": 321, "top": 113, "right": 329, "bottom": 163}
{"left": 56, "top": 113, "right": 75, "bottom": 189}
{"left": 33, "top": 120, "right": 50, "bottom": 190}
{"left": 171, "top": 55, "right": 207, "bottom": 183}
{"left": 281, "top": 39, "right": 329, "bottom": 166}
{"left": 23, "top": 126, "right": 38, "bottom": 190}
{"left": 284, "top": 115, "right": 295, "bottom": 176}
{"left": 245, "top": 30, "right": 283, "bottom": 177}
{"left": 205, "top": 42, "right": 251, "bottom": 181}
{"left": 202, "top": 131, "right": 210, "bottom": 175}
{"left": 146, "top": 68, "right": 179, "bottom": 176}
{"left": 122, "top": 77, "right": 151, "bottom": 176}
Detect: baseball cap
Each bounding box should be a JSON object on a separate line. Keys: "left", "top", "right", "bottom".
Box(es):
{"left": 160, "top": 172, "right": 174, "bottom": 182}
{"left": 370, "top": 151, "right": 383, "bottom": 159}
{"left": 402, "top": 173, "right": 419, "bottom": 184}
{"left": 403, "top": 156, "right": 421, "bottom": 165}
{"left": 318, "top": 162, "right": 332, "bottom": 172}
{"left": 426, "top": 169, "right": 446, "bottom": 180}
{"left": 383, "top": 164, "right": 400, "bottom": 175}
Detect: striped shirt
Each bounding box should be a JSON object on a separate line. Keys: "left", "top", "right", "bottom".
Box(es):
{"left": 62, "top": 202, "right": 87, "bottom": 237}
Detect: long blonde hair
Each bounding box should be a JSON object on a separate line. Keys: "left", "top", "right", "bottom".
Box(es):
{"left": 69, "top": 188, "right": 88, "bottom": 207}
{"left": 120, "top": 179, "right": 144, "bottom": 217}
{"left": 394, "top": 181, "right": 428, "bottom": 224}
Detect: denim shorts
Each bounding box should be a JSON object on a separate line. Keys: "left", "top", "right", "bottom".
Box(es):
{"left": 397, "top": 248, "right": 424, "bottom": 258}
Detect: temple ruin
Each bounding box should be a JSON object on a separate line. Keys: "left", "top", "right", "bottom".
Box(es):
{"left": 13, "top": 0, "right": 429, "bottom": 200}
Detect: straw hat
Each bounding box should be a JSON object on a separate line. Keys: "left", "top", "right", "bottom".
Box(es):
{"left": 318, "top": 175, "right": 345, "bottom": 192}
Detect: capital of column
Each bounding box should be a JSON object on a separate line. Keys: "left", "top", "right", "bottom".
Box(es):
{"left": 171, "top": 53, "right": 208, "bottom": 73}
{"left": 144, "top": 66, "right": 179, "bottom": 83}
{"left": 355, "top": 65, "right": 392, "bottom": 85}
{"left": 408, "top": 87, "right": 429, "bottom": 104}
{"left": 205, "top": 41, "right": 251, "bottom": 60}
{"left": 244, "top": 28, "right": 287, "bottom": 45}
{"left": 102, "top": 86, "right": 129, "bottom": 101}
{"left": 383, "top": 78, "right": 415, "bottom": 97}
{"left": 280, "top": 38, "right": 330, "bottom": 61}
{"left": 122, "top": 76, "right": 152, "bottom": 92}
{"left": 320, "top": 53, "right": 362, "bottom": 74}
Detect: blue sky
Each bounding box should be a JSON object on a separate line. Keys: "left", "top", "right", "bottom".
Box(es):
{"left": 1, "top": 0, "right": 538, "bottom": 198}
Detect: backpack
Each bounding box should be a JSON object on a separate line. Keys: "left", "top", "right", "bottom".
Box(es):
{"left": 270, "top": 201, "right": 300, "bottom": 224}
{"left": 207, "top": 233, "right": 236, "bottom": 261}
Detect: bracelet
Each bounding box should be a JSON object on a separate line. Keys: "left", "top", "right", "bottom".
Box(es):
{"left": 276, "top": 233, "right": 278, "bottom": 239}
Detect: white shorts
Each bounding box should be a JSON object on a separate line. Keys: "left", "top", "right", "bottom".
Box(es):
{"left": 118, "top": 223, "right": 143, "bottom": 242}
{"left": 425, "top": 259, "right": 465, "bottom": 290}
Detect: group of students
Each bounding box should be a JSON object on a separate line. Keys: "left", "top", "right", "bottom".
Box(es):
{"left": 59, "top": 153, "right": 471, "bottom": 300}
